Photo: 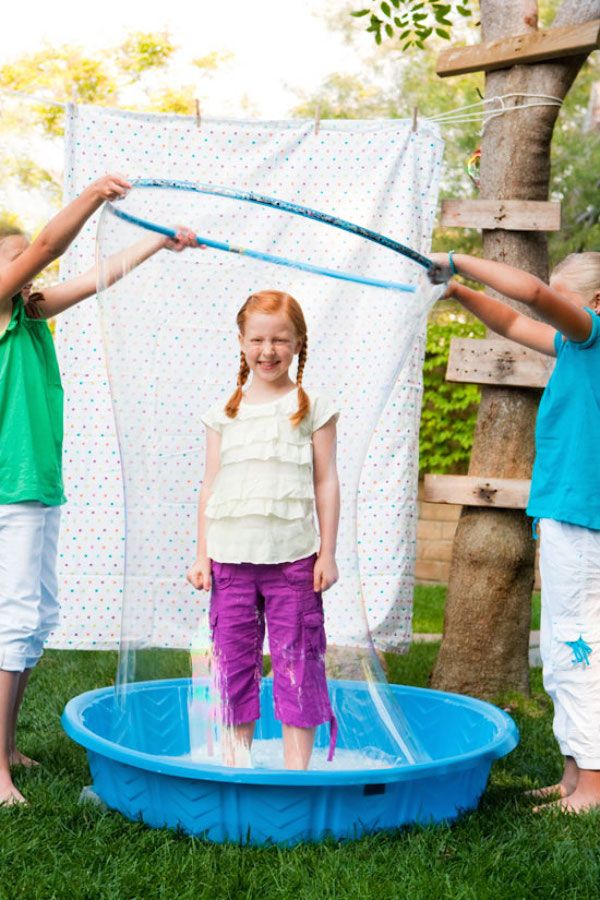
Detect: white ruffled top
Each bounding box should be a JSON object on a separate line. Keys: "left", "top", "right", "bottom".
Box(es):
{"left": 201, "top": 388, "right": 339, "bottom": 564}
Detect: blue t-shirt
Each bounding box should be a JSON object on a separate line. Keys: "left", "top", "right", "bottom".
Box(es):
{"left": 527, "top": 308, "right": 600, "bottom": 530}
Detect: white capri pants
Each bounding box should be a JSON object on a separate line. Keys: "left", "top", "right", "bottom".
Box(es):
{"left": 539, "top": 518, "right": 600, "bottom": 768}
{"left": 0, "top": 502, "right": 61, "bottom": 672}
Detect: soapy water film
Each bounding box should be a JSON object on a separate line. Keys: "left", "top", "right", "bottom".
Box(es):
{"left": 96, "top": 181, "right": 446, "bottom": 770}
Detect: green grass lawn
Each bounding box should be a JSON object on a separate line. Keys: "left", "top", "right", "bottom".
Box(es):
{"left": 4, "top": 645, "right": 598, "bottom": 900}
{"left": 413, "top": 585, "right": 542, "bottom": 634}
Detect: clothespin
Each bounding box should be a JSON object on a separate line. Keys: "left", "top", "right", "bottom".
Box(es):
{"left": 314, "top": 102, "right": 321, "bottom": 136}
{"left": 412, "top": 106, "right": 418, "bottom": 133}
{"left": 195, "top": 99, "right": 201, "bottom": 130}
{"left": 69, "top": 86, "right": 78, "bottom": 119}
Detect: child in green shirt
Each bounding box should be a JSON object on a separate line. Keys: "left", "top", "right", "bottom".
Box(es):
{"left": 0, "top": 175, "right": 196, "bottom": 805}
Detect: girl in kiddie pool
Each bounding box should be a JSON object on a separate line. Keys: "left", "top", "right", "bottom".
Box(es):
{"left": 0, "top": 174, "right": 197, "bottom": 805}
{"left": 434, "top": 249, "right": 600, "bottom": 813}
{"left": 187, "top": 290, "right": 340, "bottom": 771}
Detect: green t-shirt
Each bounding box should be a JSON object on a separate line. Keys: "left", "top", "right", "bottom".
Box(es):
{"left": 0, "top": 296, "right": 65, "bottom": 505}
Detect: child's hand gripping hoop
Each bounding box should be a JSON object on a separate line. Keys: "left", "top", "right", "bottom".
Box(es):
{"left": 427, "top": 251, "right": 456, "bottom": 286}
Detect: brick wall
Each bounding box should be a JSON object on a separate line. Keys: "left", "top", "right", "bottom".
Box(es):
{"left": 415, "top": 483, "right": 541, "bottom": 589}
{"left": 416, "top": 489, "right": 461, "bottom": 584}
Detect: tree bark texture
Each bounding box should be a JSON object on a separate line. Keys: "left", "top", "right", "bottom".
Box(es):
{"left": 431, "top": 0, "right": 600, "bottom": 698}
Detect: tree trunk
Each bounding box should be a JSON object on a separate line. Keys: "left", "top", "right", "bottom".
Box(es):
{"left": 431, "top": 0, "right": 599, "bottom": 697}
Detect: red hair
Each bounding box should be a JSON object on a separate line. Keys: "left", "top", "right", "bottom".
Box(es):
{"left": 225, "top": 290, "right": 309, "bottom": 426}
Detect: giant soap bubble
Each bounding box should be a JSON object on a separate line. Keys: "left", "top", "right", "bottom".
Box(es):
{"left": 94, "top": 179, "right": 446, "bottom": 770}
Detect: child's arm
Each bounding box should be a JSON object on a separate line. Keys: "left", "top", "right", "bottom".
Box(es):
{"left": 0, "top": 174, "right": 130, "bottom": 304}
{"left": 29, "top": 229, "right": 197, "bottom": 319}
{"left": 442, "top": 253, "right": 592, "bottom": 344}
{"left": 186, "top": 427, "right": 221, "bottom": 592}
{"left": 447, "top": 281, "right": 558, "bottom": 356}
{"left": 312, "top": 418, "right": 340, "bottom": 592}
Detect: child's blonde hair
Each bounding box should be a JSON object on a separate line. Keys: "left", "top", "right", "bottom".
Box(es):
{"left": 0, "top": 228, "right": 27, "bottom": 257}
{"left": 225, "top": 290, "right": 309, "bottom": 426}
{"left": 552, "top": 252, "right": 600, "bottom": 304}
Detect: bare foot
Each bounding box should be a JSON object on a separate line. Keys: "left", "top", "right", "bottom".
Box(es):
{"left": 533, "top": 789, "right": 600, "bottom": 814}
{"left": 524, "top": 782, "right": 571, "bottom": 802}
{"left": 0, "top": 782, "right": 27, "bottom": 807}
{"left": 9, "top": 749, "right": 39, "bottom": 768}
{"left": 525, "top": 756, "right": 578, "bottom": 804}
{"left": 533, "top": 770, "right": 600, "bottom": 813}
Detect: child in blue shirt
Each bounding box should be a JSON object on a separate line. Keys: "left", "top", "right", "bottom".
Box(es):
{"left": 437, "top": 250, "right": 600, "bottom": 814}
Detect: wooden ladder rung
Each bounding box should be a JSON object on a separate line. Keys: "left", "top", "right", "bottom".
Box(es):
{"left": 446, "top": 337, "right": 555, "bottom": 388}
{"left": 437, "top": 19, "right": 600, "bottom": 77}
{"left": 423, "top": 474, "right": 531, "bottom": 509}
{"left": 440, "top": 199, "right": 561, "bottom": 232}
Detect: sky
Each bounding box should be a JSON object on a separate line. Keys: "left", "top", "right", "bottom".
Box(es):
{"left": 0, "top": 0, "right": 368, "bottom": 118}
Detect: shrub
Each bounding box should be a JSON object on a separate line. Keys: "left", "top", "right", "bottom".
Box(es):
{"left": 420, "top": 313, "right": 485, "bottom": 476}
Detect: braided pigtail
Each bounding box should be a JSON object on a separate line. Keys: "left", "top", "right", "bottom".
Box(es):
{"left": 290, "top": 336, "right": 310, "bottom": 427}
{"left": 225, "top": 352, "right": 250, "bottom": 418}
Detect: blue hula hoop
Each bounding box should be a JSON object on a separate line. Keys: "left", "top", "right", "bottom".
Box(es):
{"left": 104, "top": 178, "right": 442, "bottom": 294}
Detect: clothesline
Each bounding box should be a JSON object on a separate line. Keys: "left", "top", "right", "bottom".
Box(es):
{"left": 0, "top": 87, "right": 67, "bottom": 109}
{"left": 0, "top": 87, "right": 564, "bottom": 132}
{"left": 424, "top": 92, "right": 563, "bottom": 130}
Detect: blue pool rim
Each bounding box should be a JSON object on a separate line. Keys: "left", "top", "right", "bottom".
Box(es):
{"left": 62, "top": 678, "right": 519, "bottom": 788}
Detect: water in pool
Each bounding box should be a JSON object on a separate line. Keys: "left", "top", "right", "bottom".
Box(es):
{"left": 178, "top": 740, "right": 395, "bottom": 770}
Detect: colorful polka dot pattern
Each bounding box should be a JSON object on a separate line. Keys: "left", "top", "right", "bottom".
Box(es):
{"left": 51, "top": 105, "right": 443, "bottom": 653}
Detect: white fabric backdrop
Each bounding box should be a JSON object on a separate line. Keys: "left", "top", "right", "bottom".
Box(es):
{"left": 49, "top": 104, "right": 443, "bottom": 652}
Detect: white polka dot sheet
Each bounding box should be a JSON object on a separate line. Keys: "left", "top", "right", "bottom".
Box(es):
{"left": 50, "top": 105, "right": 444, "bottom": 653}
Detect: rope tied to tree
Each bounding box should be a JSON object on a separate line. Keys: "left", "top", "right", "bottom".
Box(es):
{"left": 427, "top": 92, "right": 564, "bottom": 134}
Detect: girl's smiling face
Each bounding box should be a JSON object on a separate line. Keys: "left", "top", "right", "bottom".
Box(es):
{"left": 239, "top": 311, "right": 302, "bottom": 383}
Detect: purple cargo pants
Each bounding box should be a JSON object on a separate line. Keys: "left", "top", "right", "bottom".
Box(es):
{"left": 209, "top": 553, "right": 337, "bottom": 759}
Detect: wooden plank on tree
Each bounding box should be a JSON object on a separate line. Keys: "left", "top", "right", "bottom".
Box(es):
{"left": 423, "top": 474, "right": 530, "bottom": 509}
{"left": 437, "top": 19, "right": 600, "bottom": 77}
{"left": 440, "top": 199, "right": 561, "bottom": 232}
{"left": 446, "top": 338, "right": 555, "bottom": 388}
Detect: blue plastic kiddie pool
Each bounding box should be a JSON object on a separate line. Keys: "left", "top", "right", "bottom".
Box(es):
{"left": 62, "top": 678, "right": 518, "bottom": 845}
